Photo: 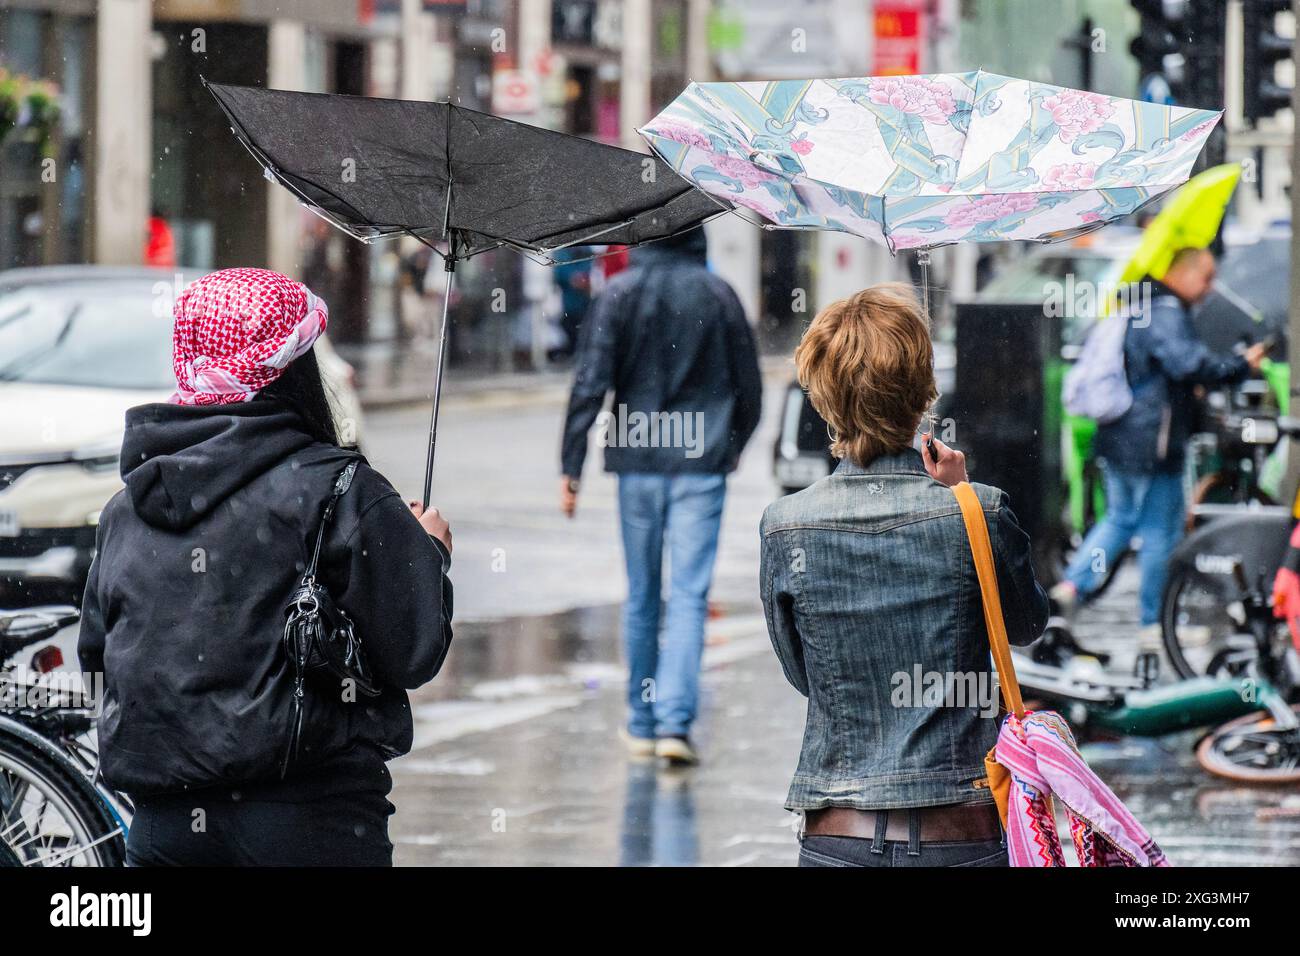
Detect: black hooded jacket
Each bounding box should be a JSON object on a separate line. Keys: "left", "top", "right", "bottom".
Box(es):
{"left": 560, "top": 228, "right": 763, "bottom": 478}
{"left": 79, "top": 399, "right": 453, "bottom": 798}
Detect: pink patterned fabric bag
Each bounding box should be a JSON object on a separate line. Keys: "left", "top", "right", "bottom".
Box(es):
{"left": 996, "top": 711, "right": 1169, "bottom": 867}
{"left": 953, "top": 482, "right": 1169, "bottom": 867}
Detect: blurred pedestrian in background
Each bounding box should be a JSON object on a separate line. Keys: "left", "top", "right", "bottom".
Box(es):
{"left": 559, "top": 227, "right": 762, "bottom": 766}
{"left": 143, "top": 207, "right": 176, "bottom": 268}
{"left": 398, "top": 243, "right": 438, "bottom": 341}
{"left": 1053, "top": 248, "right": 1268, "bottom": 643}
{"left": 551, "top": 246, "right": 594, "bottom": 359}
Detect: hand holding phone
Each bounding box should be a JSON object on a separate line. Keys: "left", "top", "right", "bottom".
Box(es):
{"left": 922, "top": 434, "right": 969, "bottom": 488}
{"left": 1243, "top": 337, "right": 1274, "bottom": 371}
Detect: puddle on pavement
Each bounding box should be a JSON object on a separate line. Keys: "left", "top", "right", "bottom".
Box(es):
{"left": 420, "top": 601, "right": 754, "bottom": 703}
{"left": 420, "top": 603, "right": 623, "bottom": 702}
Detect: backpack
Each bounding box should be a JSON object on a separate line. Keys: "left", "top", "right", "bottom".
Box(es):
{"left": 1062, "top": 311, "right": 1132, "bottom": 424}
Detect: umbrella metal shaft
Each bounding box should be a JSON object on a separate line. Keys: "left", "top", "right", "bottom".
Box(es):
{"left": 422, "top": 262, "right": 455, "bottom": 511}
{"left": 918, "top": 248, "right": 931, "bottom": 318}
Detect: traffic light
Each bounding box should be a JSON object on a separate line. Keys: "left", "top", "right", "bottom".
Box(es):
{"left": 1129, "top": 0, "right": 1224, "bottom": 108}
{"left": 1242, "top": 0, "right": 1293, "bottom": 125}
{"left": 1179, "top": 1, "right": 1226, "bottom": 110}
{"left": 1129, "top": 0, "right": 1182, "bottom": 86}
{"left": 1129, "top": 0, "right": 1225, "bottom": 165}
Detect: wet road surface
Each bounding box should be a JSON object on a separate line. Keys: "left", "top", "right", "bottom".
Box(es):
{"left": 380, "top": 579, "right": 1300, "bottom": 866}
{"left": 360, "top": 384, "right": 1300, "bottom": 867}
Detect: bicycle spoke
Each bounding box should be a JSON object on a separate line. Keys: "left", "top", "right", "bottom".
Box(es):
{"left": 24, "top": 828, "right": 120, "bottom": 868}
{"left": 0, "top": 744, "right": 121, "bottom": 867}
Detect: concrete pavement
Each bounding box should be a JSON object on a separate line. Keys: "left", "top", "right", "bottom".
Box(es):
{"left": 359, "top": 376, "right": 1300, "bottom": 867}
{"left": 380, "top": 568, "right": 1300, "bottom": 866}
{"left": 388, "top": 607, "right": 801, "bottom": 866}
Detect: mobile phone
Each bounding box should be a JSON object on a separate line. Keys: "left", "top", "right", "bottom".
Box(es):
{"left": 1240, "top": 333, "right": 1277, "bottom": 355}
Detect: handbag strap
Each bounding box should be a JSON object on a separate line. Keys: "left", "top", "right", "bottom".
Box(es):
{"left": 303, "top": 460, "right": 360, "bottom": 582}
{"left": 952, "top": 481, "right": 1025, "bottom": 719}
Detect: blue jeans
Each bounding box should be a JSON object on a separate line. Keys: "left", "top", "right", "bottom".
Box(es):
{"left": 617, "top": 472, "right": 727, "bottom": 739}
{"left": 1064, "top": 466, "right": 1184, "bottom": 626}
{"left": 798, "top": 833, "right": 1007, "bottom": 867}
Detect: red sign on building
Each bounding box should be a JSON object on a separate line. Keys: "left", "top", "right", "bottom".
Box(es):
{"left": 873, "top": 1, "right": 926, "bottom": 76}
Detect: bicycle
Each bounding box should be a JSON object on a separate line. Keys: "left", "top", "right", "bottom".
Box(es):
{"left": 0, "top": 606, "right": 129, "bottom": 866}
{"left": 1185, "top": 379, "right": 1283, "bottom": 516}
{"left": 1150, "top": 405, "right": 1300, "bottom": 782}
{"left": 1019, "top": 600, "right": 1300, "bottom": 783}
{"left": 1159, "top": 414, "right": 1300, "bottom": 681}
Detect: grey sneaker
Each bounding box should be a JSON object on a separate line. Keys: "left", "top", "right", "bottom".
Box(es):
{"left": 1137, "top": 623, "right": 1165, "bottom": 653}
{"left": 655, "top": 736, "right": 700, "bottom": 766}
{"left": 1049, "top": 581, "right": 1079, "bottom": 618}
{"left": 618, "top": 727, "right": 657, "bottom": 758}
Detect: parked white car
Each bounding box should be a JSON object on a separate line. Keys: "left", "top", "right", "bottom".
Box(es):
{"left": 0, "top": 266, "right": 363, "bottom": 604}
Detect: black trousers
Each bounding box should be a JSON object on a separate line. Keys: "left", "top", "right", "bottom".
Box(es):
{"left": 126, "top": 788, "right": 395, "bottom": 867}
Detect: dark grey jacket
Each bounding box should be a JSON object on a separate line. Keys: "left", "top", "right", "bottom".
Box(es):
{"left": 1094, "top": 282, "right": 1249, "bottom": 473}
{"left": 761, "top": 451, "right": 1048, "bottom": 811}
{"left": 79, "top": 400, "right": 453, "bottom": 797}
{"left": 560, "top": 229, "right": 763, "bottom": 478}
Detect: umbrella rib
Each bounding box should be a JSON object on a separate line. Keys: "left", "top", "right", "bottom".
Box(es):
{"left": 444, "top": 100, "right": 454, "bottom": 245}
{"left": 217, "top": 96, "right": 397, "bottom": 238}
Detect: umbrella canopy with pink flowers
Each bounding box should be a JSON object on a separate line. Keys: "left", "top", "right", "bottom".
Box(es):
{"left": 640, "top": 70, "right": 1222, "bottom": 252}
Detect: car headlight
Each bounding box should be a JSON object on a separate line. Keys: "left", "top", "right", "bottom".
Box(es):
{"left": 73, "top": 438, "right": 122, "bottom": 473}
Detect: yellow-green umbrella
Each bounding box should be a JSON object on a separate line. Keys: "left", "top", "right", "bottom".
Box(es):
{"left": 1117, "top": 162, "right": 1241, "bottom": 287}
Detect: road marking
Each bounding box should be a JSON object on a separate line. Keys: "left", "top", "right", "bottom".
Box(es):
{"left": 393, "top": 834, "right": 446, "bottom": 846}
{"left": 407, "top": 694, "right": 583, "bottom": 751}
{"left": 395, "top": 755, "right": 496, "bottom": 776}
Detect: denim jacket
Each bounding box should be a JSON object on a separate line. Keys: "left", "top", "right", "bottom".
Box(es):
{"left": 760, "top": 449, "right": 1049, "bottom": 812}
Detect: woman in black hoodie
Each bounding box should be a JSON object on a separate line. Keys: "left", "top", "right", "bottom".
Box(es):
{"left": 79, "top": 268, "right": 453, "bottom": 866}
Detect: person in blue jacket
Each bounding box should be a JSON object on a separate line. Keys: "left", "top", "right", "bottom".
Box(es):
{"left": 1054, "top": 248, "right": 1268, "bottom": 637}
{"left": 558, "top": 227, "right": 763, "bottom": 766}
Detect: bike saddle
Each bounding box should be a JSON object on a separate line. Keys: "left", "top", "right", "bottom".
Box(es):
{"left": 0, "top": 605, "right": 78, "bottom": 655}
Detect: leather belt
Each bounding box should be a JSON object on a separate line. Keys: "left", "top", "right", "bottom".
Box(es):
{"left": 804, "top": 804, "right": 1001, "bottom": 843}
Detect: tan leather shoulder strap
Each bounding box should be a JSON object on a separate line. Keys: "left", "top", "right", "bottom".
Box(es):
{"left": 952, "top": 481, "right": 1024, "bottom": 719}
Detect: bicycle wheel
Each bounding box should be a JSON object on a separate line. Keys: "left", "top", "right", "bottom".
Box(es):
{"left": 1161, "top": 508, "right": 1293, "bottom": 678}
{"left": 1196, "top": 707, "right": 1300, "bottom": 784}
{"left": 1159, "top": 561, "right": 1254, "bottom": 679}
{"left": 0, "top": 734, "right": 125, "bottom": 867}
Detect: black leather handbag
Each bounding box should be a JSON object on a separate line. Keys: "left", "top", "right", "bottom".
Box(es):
{"left": 281, "top": 459, "right": 380, "bottom": 776}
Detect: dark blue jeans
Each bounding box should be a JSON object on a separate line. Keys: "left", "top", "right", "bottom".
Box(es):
{"left": 799, "top": 833, "right": 1008, "bottom": 867}
{"left": 617, "top": 473, "right": 727, "bottom": 739}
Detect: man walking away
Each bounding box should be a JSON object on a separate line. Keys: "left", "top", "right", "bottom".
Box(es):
{"left": 1054, "top": 248, "right": 1267, "bottom": 648}
{"left": 559, "top": 227, "right": 763, "bottom": 766}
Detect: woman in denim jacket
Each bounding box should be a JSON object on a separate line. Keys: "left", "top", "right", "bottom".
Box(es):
{"left": 760, "top": 283, "right": 1049, "bottom": 867}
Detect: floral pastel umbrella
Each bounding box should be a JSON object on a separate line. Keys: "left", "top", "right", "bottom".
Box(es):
{"left": 639, "top": 70, "right": 1222, "bottom": 253}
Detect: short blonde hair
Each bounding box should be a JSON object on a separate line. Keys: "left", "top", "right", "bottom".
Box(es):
{"left": 794, "top": 283, "right": 937, "bottom": 467}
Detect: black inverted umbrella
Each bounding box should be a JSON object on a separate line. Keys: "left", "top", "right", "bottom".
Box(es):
{"left": 1193, "top": 235, "right": 1290, "bottom": 354}
{"left": 205, "top": 80, "right": 729, "bottom": 505}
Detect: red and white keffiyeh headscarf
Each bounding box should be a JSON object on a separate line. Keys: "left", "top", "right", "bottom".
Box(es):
{"left": 170, "top": 268, "right": 328, "bottom": 406}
